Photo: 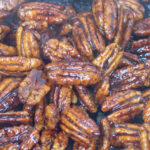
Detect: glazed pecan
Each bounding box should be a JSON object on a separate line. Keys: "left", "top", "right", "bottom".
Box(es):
{"left": 43, "top": 39, "right": 82, "bottom": 62}
{"left": 0, "top": 111, "right": 30, "bottom": 125}
{"left": 0, "top": 43, "right": 17, "bottom": 56}
{"left": 110, "top": 62, "right": 150, "bottom": 91}
{"left": 75, "top": 85, "right": 97, "bottom": 113}
{"left": 101, "top": 90, "right": 144, "bottom": 123}
{"left": 19, "top": 69, "right": 50, "bottom": 106}
{"left": 133, "top": 17, "right": 150, "bottom": 37}
{"left": 0, "top": 125, "right": 33, "bottom": 145}
{"left": 0, "top": 78, "right": 21, "bottom": 112}
{"left": 0, "top": 57, "right": 43, "bottom": 76}
{"left": 130, "top": 38, "right": 150, "bottom": 62}
{"left": 18, "top": 2, "right": 68, "bottom": 24}
{"left": 45, "top": 61, "right": 103, "bottom": 86}
{"left": 60, "top": 106, "right": 100, "bottom": 147}
{"left": 0, "top": 25, "right": 10, "bottom": 41}
{"left": 45, "top": 104, "right": 60, "bottom": 130}
{"left": 20, "top": 129, "right": 40, "bottom": 150}
{"left": 50, "top": 85, "right": 72, "bottom": 112}
{"left": 72, "top": 11, "right": 105, "bottom": 60}
{"left": 92, "top": 43, "right": 123, "bottom": 76}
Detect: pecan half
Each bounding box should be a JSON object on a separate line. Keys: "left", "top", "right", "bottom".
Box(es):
{"left": 92, "top": 43, "right": 123, "bottom": 76}
{"left": 0, "top": 78, "right": 21, "bottom": 112}
{"left": 43, "top": 39, "right": 82, "bottom": 62}
{"left": 0, "top": 25, "right": 10, "bottom": 41}
{"left": 60, "top": 106, "right": 100, "bottom": 147}
{"left": 45, "top": 61, "right": 103, "bottom": 86}
{"left": 101, "top": 90, "right": 144, "bottom": 123}
{"left": 75, "top": 85, "right": 97, "bottom": 113}
{"left": 18, "top": 69, "right": 50, "bottom": 106}
{"left": 0, "top": 57, "right": 43, "bottom": 76}
{"left": 18, "top": 2, "right": 68, "bottom": 24}
{"left": 133, "top": 17, "right": 150, "bottom": 37}
{"left": 72, "top": 11, "right": 105, "bottom": 60}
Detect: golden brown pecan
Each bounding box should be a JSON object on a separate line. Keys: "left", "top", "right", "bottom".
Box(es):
{"left": 114, "top": 7, "right": 134, "bottom": 50}
{"left": 20, "top": 129, "right": 40, "bottom": 150}
{"left": 0, "top": 43, "right": 17, "bottom": 56}
{"left": 60, "top": 106, "right": 100, "bottom": 147}
{"left": 0, "top": 78, "right": 21, "bottom": 112}
{"left": 18, "top": 2, "right": 68, "bottom": 24}
{"left": 0, "top": 125, "right": 33, "bottom": 146}
{"left": 130, "top": 38, "right": 150, "bottom": 62}
{"left": 18, "top": 69, "right": 50, "bottom": 106}
{"left": 50, "top": 85, "right": 72, "bottom": 112}
{"left": 45, "top": 61, "right": 103, "bottom": 86}
{"left": 43, "top": 39, "right": 82, "bottom": 62}
{"left": 94, "top": 77, "right": 110, "bottom": 105}
{"left": 101, "top": 90, "right": 144, "bottom": 123}
{"left": 0, "top": 57, "right": 43, "bottom": 76}
{"left": 99, "top": 118, "right": 111, "bottom": 150}
{"left": 0, "top": 111, "right": 30, "bottom": 125}
{"left": 45, "top": 104, "right": 60, "bottom": 130}
{"left": 133, "top": 17, "right": 150, "bottom": 37}
{"left": 16, "top": 26, "right": 41, "bottom": 58}
{"left": 92, "top": 43, "right": 123, "bottom": 76}
{"left": 75, "top": 85, "right": 97, "bottom": 113}
{"left": 117, "top": 0, "right": 145, "bottom": 21}
{"left": 34, "top": 99, "right": 45, "bottom": 131}
{"left": 0, "top": 25, "right": 10, "bottom": 41}
{"left": 72, "top": 11, "right": 105, "bottom": 60}
{"left": 0, "top": 0, "right": 26, "bottom": 21}
{"left": 111, "top": 123, "right": 140, "bottom": 148}
{"left": 51, "top": 132, "right": 68, "bottom": 150}
{"left": 110, "top": 62, "right": 150, "bottom": 91}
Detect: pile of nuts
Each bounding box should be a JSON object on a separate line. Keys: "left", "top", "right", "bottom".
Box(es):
{"left": 0, "top": 0, "right": 149, "bottom": 149}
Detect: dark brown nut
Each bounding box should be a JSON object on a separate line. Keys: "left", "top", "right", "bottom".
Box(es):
{"left": 0, "top": 0, "right": 26, "bottom": 21}
{"left": 99, "top": 118, "right": 111, "bottom": 150}
{"left": 18, "top": 69, "right": 50, "bottom": 106}
{"left": 16, "top": 26, "right": 40, "bottom": 58}
{"left": 45, "top": 61, "right": 103, "bottom": 86}
{"left": 60, "top": 106, "right": 100, "bottom": 147}
{"left": 101, "top": 90, "right": 144, "bottom": 123}
{"left": 111, "top": 123, "right": 140, "bottom": 148}
{"left": 75, "top": 85, "right": 97, "bottom": 113}
{"left": 18, "top": 2, "right": 68, "bottom": 24}
{"left": 92, "top": 43, "right": 123, "bottom": 76}
{"left": 0, "top": 57, "right": 43, "bottom": 76}
{"left": 41, "top": 129, "right": 55, "bottom": 150}
{"left": 0, "top": 25, "right": 10, "bottom": 41}
{"left": 73, "top": 137, "right": 97, "bottom": 150}
{"left": 0, "top": 143, "right": 19, "bottom": 150}
{"left": 118, "top": 52, "right": 139, "bottom": 68}
{"left": 20, "top": 129, "right": 40, "bottom": 150}
{"left": 72, "top": 11, "right": 105, "bottom": 60}
{"left": 133, "top": 17, "right": 150, "bottom": 37}
{"left": 130, "top": 38, "right": 150, "bottom": 62}
{"left": 51, "top": 132, "right": 68, "bottom": 150}
{"left": 45, "top": 104, "right": 60, "bottom": 130}
{"left": 0, "top": 111, "right": 30, "bottom": 125}
{"left": 34, "top": 99, "right": 44, "bottom": 131}
{"left": 94, "top": 77, "right": 110, "bottom": 105}
{"left": 114, "top": 7, "right": 134, "bottom": 50}
{"left": 51, "top": 85, "right": 72, "bottom": 112}
{"left": 118, "top": 0, "right": 145, "bottom": 21}
{"left": 0, "top": 125, "right": 33, "bottom": 146}
{"left": 110, "top": 62, "right": 150, "bottom": 91}
{"left": 43, "top": 39, "right": 82, "bottom": 62}
{"left": 139, "top": 126, "right": 150, "bottom": 150}
{"left": 0, "top": 43, "right": 17, "bottom": 56}
{"left": 0, "top": 78, "right": 20, "bottom": 113}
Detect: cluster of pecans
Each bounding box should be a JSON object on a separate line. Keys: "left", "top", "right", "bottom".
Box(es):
{"left": 0, "top": 0, "right": 149, "bottom": 149}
